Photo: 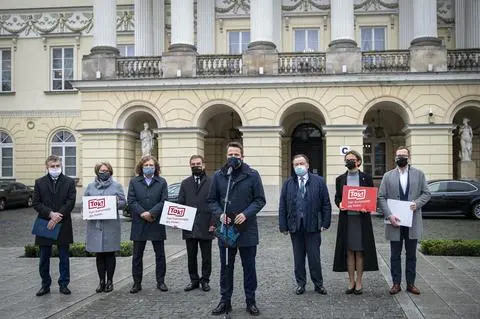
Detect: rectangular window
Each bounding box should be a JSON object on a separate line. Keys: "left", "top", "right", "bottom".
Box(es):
{"left": 51, "top": 47, "right": 74, "bottom": 91}
{"left": 1, "top": 147, "right": 13, "bottom": 177}
{"left": 360, "top": 27, "right": 386, "bottom": 51}
{"left": 294, "top": 29, "right": 320, "bottom": 52}
{"left": 0, "top": 49, "right": 12, "bottom": 92}
{"left": 118, "top": 44, "right": 135, "bottom": 57}
{"left": 228, "top": 31, "right": 250, "bottom": 54}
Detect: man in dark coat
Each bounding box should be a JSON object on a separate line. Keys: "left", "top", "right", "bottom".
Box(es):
{"left": 279, "top": 154, "right": 332, "bottom": 296}
{"left": 33, "top": 155, "right": 76, "bottom": 296}
{"left": 127, "top": 155, "right": 168, "bottom": 294}
{"left": 178, "top": 155, "right": 216, "bottom": 292}
{"left": 208, "top": 142, "right": 266, "bottom": 317}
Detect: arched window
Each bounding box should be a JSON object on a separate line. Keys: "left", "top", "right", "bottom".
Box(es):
{"left": 0, "top": 131, "right": 13, "bottom": 177}
{"left": 51, "top": 130, "right": 76, "bottom": 177}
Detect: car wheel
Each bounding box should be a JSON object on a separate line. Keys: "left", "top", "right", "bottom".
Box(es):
{"left": 0, "top": 198, "right": 5, "bottom": 211}
{"left": 472, "top": 202, "right": 480, "bottom": 220}
{"left": 27, "top": 196, "right": 33, "bottom": 207}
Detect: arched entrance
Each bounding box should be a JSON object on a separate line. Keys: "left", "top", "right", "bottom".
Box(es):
{"left": 291, "top": 123, "right": 324, "bottom": 176}
{"left": 452, "top": 105, "right": 480, "bottom": 179}
{"left": 362, "top": 102, "right": 409, "bottom": 183}
{"left": 198, "top": 105, "right": 243, "bottom": 174}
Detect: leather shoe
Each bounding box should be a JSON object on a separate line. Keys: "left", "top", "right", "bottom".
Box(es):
{"left": 295, "top": 286, "right": 305, "bottom": 295}
{"left": 59, "top": 286, "right": 71, "bottom": 295}
{"left": 36, "top": 287, "right": 50, "bottom": 296}
{"left": 407, "top": 284, "right": 420, "bottom": 295}
{"left": 354, "top": 288, "right": 363, "bottom": 295}
{"left": 315, "top": 286, "right": 327, "bottom": 295}
{"left": 211, "top": 302, "right": 232, "bottom": 315}
{"left": 201, "top": 281, "right": 211, "bottom": 292}
{"left": 157, "top": 282, "right": 168, "bottom": 292}
{"left": 130, "top": 282, "right": 142, "bottom": 294}
{"left": 104, "top": 280, "right": 113, "bottom": 293}
{"left": 389, "top": 283, "right": 401, "bottom": 295}
{"left": 184, "top": 282, "right": 199, "bottom": 291}
{"left": 96, "top": 280, "right": 105, "bottom": 293}
{"left": 345, "top": 284, "right": 355, "bottom": 295}
{"left": 246, "top": 304, "right": 260, "bottom": 316}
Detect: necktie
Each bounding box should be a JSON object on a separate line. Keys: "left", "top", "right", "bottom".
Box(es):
{"left": 300, "top": 177, "right": 305, "bottom": 197}
{"left": 195, "top": 177, "right": 200, "bottom": 189}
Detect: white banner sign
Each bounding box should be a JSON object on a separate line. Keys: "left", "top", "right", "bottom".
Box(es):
{"left": 159, "top": 201, "right": 197, "bottom": 231}
{"left": 82, "top": 196, "right": 117, "bottom": 220}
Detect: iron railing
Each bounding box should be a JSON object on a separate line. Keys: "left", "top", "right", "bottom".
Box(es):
{"left": 278, "top": 52, "right": 326, "bottom": 74}
{"left": 361, "top": 50, "right": 410, "bottom": 73}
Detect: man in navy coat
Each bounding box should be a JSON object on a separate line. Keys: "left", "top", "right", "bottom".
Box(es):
{"left": 279, "top": 154, "right": 332, "bottom": 295}
{"left": 208, "top": 142, "right": 266, "bottom": 316}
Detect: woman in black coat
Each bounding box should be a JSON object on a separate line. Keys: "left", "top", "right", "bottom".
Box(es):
{"left": 127, "top": 155, "right": 168, "bottom": 294}
{"left": 333, "top": 150, "right": 378, "bottom": 295}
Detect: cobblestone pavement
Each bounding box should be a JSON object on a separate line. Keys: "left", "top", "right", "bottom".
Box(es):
{"left": 0, "top": 207, "right": 479, "bottom": 318}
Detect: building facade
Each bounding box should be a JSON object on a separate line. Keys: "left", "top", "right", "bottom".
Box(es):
{"left": 0, "top": 0, "right": 479, "bottom": 212}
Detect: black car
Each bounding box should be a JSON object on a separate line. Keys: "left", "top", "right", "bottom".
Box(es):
{"left": 122, "top": 182, "right": 181, "bottom": 218}
{"left": 422, "top": 179, "right": 480, "bottom": 219}
{"left": 0, "top": 181, "right": 34, "bottom": 211}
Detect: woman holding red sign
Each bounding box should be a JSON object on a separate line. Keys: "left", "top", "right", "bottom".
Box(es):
{"left": 333, "top": 150, "right": 378, "bottom": 295}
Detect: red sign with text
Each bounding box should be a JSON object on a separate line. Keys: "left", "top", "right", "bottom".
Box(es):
{"left": 341, "top": 185, "right": 378, "bottom": 212}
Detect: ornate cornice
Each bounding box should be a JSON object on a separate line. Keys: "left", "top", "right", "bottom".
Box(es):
{"left": 0, "top": 110, "right": 80, "bottom": 118}
{"left": 0, "top": 5, "right": 134, "bottom": 37}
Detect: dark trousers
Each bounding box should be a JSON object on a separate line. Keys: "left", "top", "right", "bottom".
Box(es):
{"left": 96, "top": 252, "right": 116, "bottom": 282}
{"left": 219, "top": 246, "right": 257, "bottom": 305}
{"left": 39, "top": 245, "right": 70, "bottom": 288}
{"left": 186, "top": 238, "right": 212, "bottom": 283}
{"left": 290, "top": 227, "right": 323, "bottom": 288}
{"left": 132, "top": 240, "right": 166, "bottom": 284}
{"left": 390, "top": 226, "right": 418, "bottom": 285}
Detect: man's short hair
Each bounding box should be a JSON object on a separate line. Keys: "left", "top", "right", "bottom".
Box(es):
{"left": 292, "top": 154, "right": 309, "bottom": 164}
{"left": 94, "top": 161, "right": 114, "bottom": 176}
{"left": 189, "top": 154, "right": 205, "bottom": 164}
{"left": 226, "top": 141, "right": 244, "bottom": 156}
{"left": 344, "top": 150, "right": 362, "bottom": 165}
{"left": 45, "top": 155, "right": 62, "bottom": 166}
{"left": 395, "top": 146, "right": 410, "bottom": 156}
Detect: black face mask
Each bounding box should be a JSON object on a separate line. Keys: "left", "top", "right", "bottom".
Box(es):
{"left": 191, "top": 166, "right": 204, "bottom": 176}
{"left": 345, "top": 159, "right": 357, "bottom": 170}
{"left": 396, "top": 157, "right": 408, "bottom": 168}
{"left": 226, "top": 156, "right": 242, "bottom": 170}
{"left": 97, "top": 172, "right": 111, "bottom": 181}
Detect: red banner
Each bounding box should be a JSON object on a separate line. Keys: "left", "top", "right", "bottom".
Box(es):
{"left": 341, "top": 185, "right": 378, "bottom": 212}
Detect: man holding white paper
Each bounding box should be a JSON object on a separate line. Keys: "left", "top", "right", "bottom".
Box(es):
{"left": 378, "top": 146, "right": 430, "bottom": 296}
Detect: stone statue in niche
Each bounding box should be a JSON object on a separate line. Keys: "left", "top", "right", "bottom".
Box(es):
{"left": 140, "top": 122, "right": 154, "bottom": 156}
{"left": 459, "top": 117, "right": 473, "bottom": 162}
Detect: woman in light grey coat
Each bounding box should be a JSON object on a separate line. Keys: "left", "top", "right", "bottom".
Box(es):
{"left": 84, "top": 161, "right": 126, "bottom": 293}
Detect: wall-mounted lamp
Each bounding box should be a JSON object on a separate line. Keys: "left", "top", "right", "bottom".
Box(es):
{"left": 258, "top": 67, "right": 264, "bottom": 75}
{"left": 428, "top": 107, "right": 435, "bottom": 124}
{"left": 342, "top": 65, "right": 347, "bottom": 73}
{"left": 96, "top": 70, "right": 101, "bottom": 79}
{"left": 427, "top": 64, "right": 434, "bottom": 72}
{"left": 176, "top": 69, "right": 182, "bottom": 77}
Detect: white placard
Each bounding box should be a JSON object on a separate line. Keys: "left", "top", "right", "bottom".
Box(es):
{"left": 340, "top": 145, "right": 351, "bottom": 155}
{"left": 384, "top": 199, "right": 414, "bottom": 227}
{"left": 159, "top": 201, "right": 197, "bottom": 231}
{"left": 82, "top": 196, "right": 117, "bottom": 220}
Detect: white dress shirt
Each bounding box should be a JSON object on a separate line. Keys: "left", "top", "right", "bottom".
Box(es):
{"left": 398, "top": 166, "right": 409, "bottom": 193}
{"left": 298, "top": 173, "right": 309, "bottom": 188}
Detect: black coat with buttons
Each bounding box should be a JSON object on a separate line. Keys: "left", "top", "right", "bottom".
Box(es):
{"left": 127, "top": 175, "right": 168, "bottom": 241}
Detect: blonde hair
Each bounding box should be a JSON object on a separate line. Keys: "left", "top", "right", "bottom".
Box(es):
{"left": 94, "top": 161, "right": 113, "bottom": 176}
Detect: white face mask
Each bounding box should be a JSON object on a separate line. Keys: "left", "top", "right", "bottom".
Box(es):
{"left": 48, "top": 168, "right": 62, "bottom": 178}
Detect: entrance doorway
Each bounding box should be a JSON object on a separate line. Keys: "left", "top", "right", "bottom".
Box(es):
{"left": 291, "top": 123, "right": 323, "bottom": 176}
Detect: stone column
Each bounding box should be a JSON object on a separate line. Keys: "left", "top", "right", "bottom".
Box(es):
{"left": 272, "top": 0, "right": 282, "bottom": 50}
{"left": 82, "top": 0, "right": 119, "bottom": 80}
{"left": 156, "top": 128, "right": 206, "bottom": 184}
{"left": 465, "top": 0, "right": 480, "bottom": 48}
{"left": 329, "top": 0, "right": 356, "bottom": 48}
{"left": 403, "top": 124, "right": 455, "bottom": 180}
{"left": 197, "top": 0, "right": 215, "bottom": 54}
{"left": 240, "top": 126, "right": 283, "bottom": 214}
{"left": 248, "top": 0, "right": 276, "bottom": 51}
{"left": 152, "top": 0, "right": 165, "bottom": 55}
{"left": 323, "top": 125, "right": 365, "bottom": 193}
{"left": 455, "top": 0, "right": 466, "bottom": 49}
{"left": 411, "top": 0, "right": 441, "bottom": 46}
{"left": 326, "top": 0, "right": 361, "bottom": 74}
{"left": 399, "top": 0, "right": 414, "bottom": 49}
{"left": 78, "top": 129, "right": 137, "bottom": 189}
{"left": 169, "top": 0, "right": 195, "bottom": 52}
{"left": 135, "top": 0, "right": 154, "bottom": 56}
